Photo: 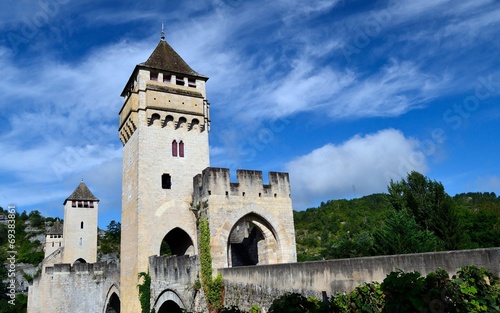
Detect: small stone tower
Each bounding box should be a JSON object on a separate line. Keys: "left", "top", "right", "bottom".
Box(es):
{"left": 44, "top": 218, "right": 63, "bottom": 259}
{"left": 118, "top": 36, "right": 210, "bottom": 312}
{"left": 61, "top": 181, "right": 99, "bottom": 264}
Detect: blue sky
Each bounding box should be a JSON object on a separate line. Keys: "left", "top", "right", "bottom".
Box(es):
{"left": 1, "top": 0, "right": 499, "bottom": 228}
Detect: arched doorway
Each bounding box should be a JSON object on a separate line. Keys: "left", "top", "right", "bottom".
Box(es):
{"left": 157, "top": 300, "right": 183, "bottom": 313}
{"left": 105, "top": 292, "right": 120, "bottom": 313}
{"left": 159, "top": 227, "right": 194, "bottom": 256}
{"left": 228, "top": 214, "right": 279, "bottom": 267}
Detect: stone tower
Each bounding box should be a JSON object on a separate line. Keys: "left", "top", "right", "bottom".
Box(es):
{"left": 118, "top": 37, "right": 210, "bottom": 312}
{"left": 43, "top": 218, "right": 63, "bottom": 259}
{"left": 61, "top": 181, "right": 99, "bottom": 264}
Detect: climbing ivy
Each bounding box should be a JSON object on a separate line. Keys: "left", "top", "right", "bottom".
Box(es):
{"left": 199, "top": 217, "right": 224, "bottom": 312}
{"left": 137, "top": 271, "right": 151, "bottom": 313}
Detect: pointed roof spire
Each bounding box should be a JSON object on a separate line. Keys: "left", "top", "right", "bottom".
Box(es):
{"left": 64, "top": 181, "right": 99, "bottom": 204}
{"left": 141, "top": 40, "right": 207, "bottom": 78}
{"left": 161, "top": 21, "right": 165, "bottom": 41}
{"left": 47, "top": 218, "right": 63, "bottom": 235}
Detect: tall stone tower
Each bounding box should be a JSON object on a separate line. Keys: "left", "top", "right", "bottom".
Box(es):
{"left": 118, "top": 35, "right": 210, "bottom": 312}
{"left": 61, "top": 181, "right": 99, "bottom": 264}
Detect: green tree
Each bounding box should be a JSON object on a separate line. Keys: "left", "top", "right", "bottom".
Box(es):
{"left": 388, "top": 171, "right": 463, "bottom": 249}
{"left": 98, "top": 220, "right": 121, "bottom": 256}
{"left": 372, "top": 209, "right": 441, "bottom": 255}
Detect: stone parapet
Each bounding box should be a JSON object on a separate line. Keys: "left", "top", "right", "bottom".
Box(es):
{"left": 193, "top": 168, "right": 291, "bottom": 200}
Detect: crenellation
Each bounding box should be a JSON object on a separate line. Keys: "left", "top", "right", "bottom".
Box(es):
{"left": 193, "top": 167, "right": 292, "bottom": 200}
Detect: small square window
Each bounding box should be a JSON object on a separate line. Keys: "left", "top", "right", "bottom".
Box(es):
{"left": 151, "top": 72, "right": 158, "bottom": 81}
{"left": 72, "top": 201, "right": 76, "bottom": 207}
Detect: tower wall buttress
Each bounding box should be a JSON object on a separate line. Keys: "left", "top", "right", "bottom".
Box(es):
{"left": 193, "top": 168, "right": 297, "bottom": 269}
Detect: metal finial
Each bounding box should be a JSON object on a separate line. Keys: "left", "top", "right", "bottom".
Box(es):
{"left": 161, "top": 22, "right": 165, "bottom": 41}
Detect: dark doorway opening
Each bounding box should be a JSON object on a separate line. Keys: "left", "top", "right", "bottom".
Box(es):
{"left": 105, "top": 293, "right": 120, "bottom": 313}
{"left": 230, "top": 223, "right": 264, "bottom": 267}
{"left": 159, "top": 228, "right": 194, "bottom": 256}
{"left": 157, "top": 300, "right": 183, "bottom": 313}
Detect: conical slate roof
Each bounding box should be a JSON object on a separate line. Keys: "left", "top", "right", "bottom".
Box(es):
{"left": 64, "top": 181, "right": 99, "bottom": 204}
{"left": 47, "top": 218, "right": 63, "bottom": 235}
{"left": 141, "top": 40, "right": 207, "bottom": 78}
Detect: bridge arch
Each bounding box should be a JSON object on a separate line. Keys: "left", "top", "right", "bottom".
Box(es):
{"left": 153, "top": 289, "right": 185, "bottom": 313}
{"left": 159, "top": 227, "right": 195, "bottom": 257}
{"left": 102, "top": 284, "right": 120, "bottom": 313}
{"left": 227, "top": 212, "right": 280, "bottom": 267}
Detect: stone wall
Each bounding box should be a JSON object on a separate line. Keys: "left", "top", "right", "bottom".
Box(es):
{"left": 149, "top": 255, "right": 206, "bottom": 313}
{"left": 27, "top": 262, "right": 119, "bottom": 313}
{"left": 220, "top": 248, "right": 500, "bottom": 311}
{"left": 193, "top": 168, "right": 297, "bottom": 269}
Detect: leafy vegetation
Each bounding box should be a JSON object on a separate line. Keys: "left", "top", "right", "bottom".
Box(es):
{"left": 199, "top": 217, "right": 224, "bottom": 312}
{"left": 137, "top": 271, "right": 151, "bottom": 313}
{"left": 295, "top": 171, "right": 500, "bottom": 261}
{"left": 219, "top": 266, "right": 500, "bottom": 313}
{"left": 98, "top": 220, "right": 121, "bottom": 257}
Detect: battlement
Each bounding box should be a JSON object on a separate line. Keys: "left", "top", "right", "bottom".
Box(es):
{"left": 44, "top": 262, "right": 118, "bottom": 276}
{"left": 193, "top": 167, "right": 291, "bottom": 200}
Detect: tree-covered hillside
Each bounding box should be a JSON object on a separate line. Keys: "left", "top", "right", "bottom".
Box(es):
{"left": 295, "top": 172, "right": 500, "bottom": 261}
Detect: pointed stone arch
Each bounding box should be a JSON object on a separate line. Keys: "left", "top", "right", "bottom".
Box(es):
{"left": 102, "top": 284, "right": 120, "bottom": 313}
{"left": 73, "top": 258, "right": 87, "bottom": 264}
{"left": 227, "top": 213, "right": 279, "bottom": 267}
{"left": 153, "top": 289, "right": 185, "bottom": 313}
{"left": 159, "top": 227, "right": 195, "bottom": 257}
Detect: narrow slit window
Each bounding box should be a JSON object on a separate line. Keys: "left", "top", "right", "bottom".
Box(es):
{"left": 162, "top": 174, "right": 172, "bottom": 189}
{"left": 81, "top": 221, "right": 84, "bottom": 229}
{"left": 172, "top": 140, "right": 178, "bottom": 157}
{"left": 179, "top": 141, "right": 184, "bottom": 158}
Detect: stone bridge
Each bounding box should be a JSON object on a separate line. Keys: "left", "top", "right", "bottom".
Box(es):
{"left": 28, "top": 247, "right": 500, "bottom": 312}
{"left": 148, "top": 247, "right": 500, "bottom": 312}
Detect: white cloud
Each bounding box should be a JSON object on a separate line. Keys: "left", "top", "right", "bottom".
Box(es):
{"left": 286, "top": 129, "right": 428, "bottom": 209}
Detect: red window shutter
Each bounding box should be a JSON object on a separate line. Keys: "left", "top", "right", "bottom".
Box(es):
{"left": 179, "top": 141, "right": 185, "bottom": 158}
{"left": 172, "top": 140, "right": 178, "bottom": 157}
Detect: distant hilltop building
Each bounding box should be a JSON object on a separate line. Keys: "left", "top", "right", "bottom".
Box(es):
{"left": 28, "top": 33, "right": 296, "bottom": 313}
